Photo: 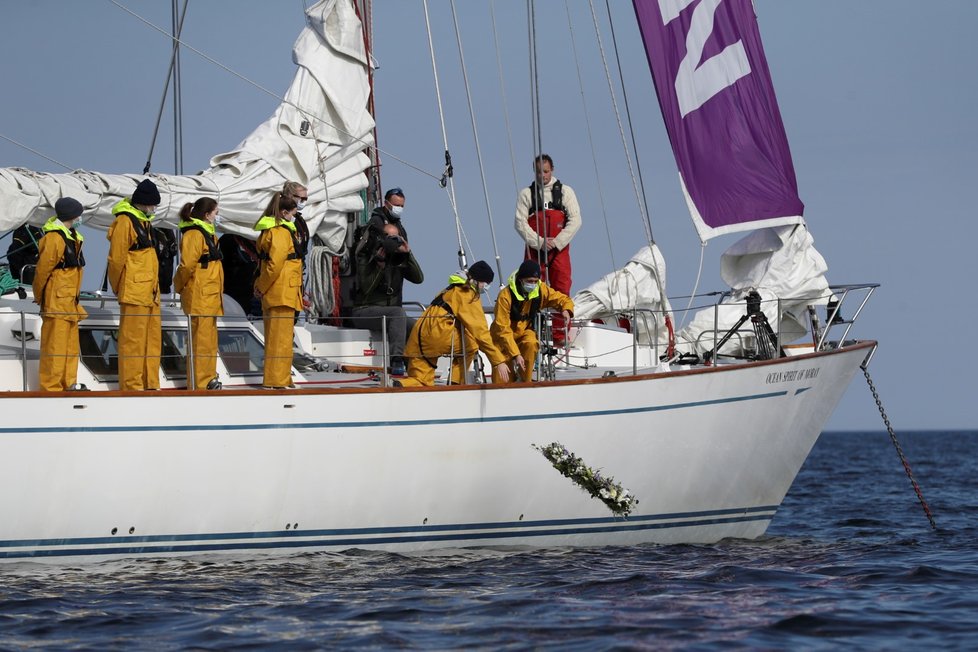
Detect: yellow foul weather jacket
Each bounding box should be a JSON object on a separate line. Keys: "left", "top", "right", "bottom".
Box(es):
{"left": 107, "top": 199, "right": 160, "bottom": 306}
{"left": 491, "top": 274, "right": 574, "bottom": 358}
{"left": 406, "top": 275, "right": 507, "bottom": 368}
{"left": 32, "top": 217, "right": 87, "bottom": 321}
{"left": 254, "top": 216, "right": 303, "bottom": 311}
{"left": 173, "top": 218, "right": 224, "bottom": 317}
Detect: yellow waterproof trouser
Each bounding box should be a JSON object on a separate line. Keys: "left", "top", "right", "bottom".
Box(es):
{"left": 400, "top": 330, "right": 478, "bottom": 387}
{"left": 492, "top": 330, "right": 539, "bottom": 384}
{"left": 39, "top": 317, "right": 80, "bottom": 391}
{"left": 262, "top": 306, "right": 294, "bottom": 388}
{"left": 119, "top": 303, "right": 161, "bottom": 390}
{"left": 188, "top": 315, "right": 218, "bottom": 389}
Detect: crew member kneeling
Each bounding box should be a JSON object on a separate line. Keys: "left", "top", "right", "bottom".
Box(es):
{"left": 399, "top": 261, "right": 510, "bottom": 387}
{"left": 490, "top": 260, "right": 573, "bottom": 383}
{"left": 33, "top": 198, "right": 88, "bottom": 391}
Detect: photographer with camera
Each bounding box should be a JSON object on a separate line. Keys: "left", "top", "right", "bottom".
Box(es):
{"left": 352, "top": 223, "right": 423, "bottom": 376}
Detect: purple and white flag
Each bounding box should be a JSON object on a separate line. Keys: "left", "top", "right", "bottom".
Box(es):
{"left": 633, "top": 0, "right": 804, "bottom": 241}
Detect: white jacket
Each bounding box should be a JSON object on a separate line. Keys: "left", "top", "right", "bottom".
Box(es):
{"left": 514, "top": 177, "right": 582, "bottom": 251}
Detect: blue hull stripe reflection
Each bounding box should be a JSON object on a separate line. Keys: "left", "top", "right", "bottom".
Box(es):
{"left": 0, "top": 510, "right": 777, "bottom": 559}
{"left": 0, "top": 391, "right": 788, "bottom": 435}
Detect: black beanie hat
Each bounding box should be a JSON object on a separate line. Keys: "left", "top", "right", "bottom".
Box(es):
{"left": 516, "top": 259, "right": 541, "bottom": 280}
{"left": 132, "top": 179, "right": 161, "bottom": 206}
{"left": 55, "top": 197, "right": 84, "bottom": 221}
{"left": 468, "top": 260, "right": 494, "bottom": 284}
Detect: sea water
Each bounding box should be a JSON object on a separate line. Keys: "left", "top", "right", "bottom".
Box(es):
{"left": 0, "top": 431, "right": 974, "bottom": 649}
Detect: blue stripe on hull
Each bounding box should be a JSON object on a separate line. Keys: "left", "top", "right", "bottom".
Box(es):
{"left": 0, "top": 506, "right": 778, "bottom": 559}
{"left": 0, "top": 390, "right": 790, "bottom": 434}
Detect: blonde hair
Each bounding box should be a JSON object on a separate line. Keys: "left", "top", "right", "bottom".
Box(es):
{"left": 282, "top": 181, "right": 307, "bottom": 201}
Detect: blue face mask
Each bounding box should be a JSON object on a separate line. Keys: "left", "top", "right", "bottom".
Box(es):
{"left": 522, "top": 281, "right": 539, "bottom": 294}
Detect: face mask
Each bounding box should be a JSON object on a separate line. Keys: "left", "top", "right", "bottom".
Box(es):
{"left": 388, "top": 205, "right": 404, "bottom": 218}
{"left": 522, "top": 281, "right": 538, "bottom": 294}
{"left": 214, "top": 214, "right": 223, "bottom": 227}
{"left": 296, "top": 200, "right": 307, "bottom": 211}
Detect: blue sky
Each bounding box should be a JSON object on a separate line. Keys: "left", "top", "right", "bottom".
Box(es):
{"left": 1, "top": 1, "right": 976, "bottom": 430}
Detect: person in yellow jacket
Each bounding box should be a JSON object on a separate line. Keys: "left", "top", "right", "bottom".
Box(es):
{"left": 254, "top": 192, "right": 303, "bottom": 389}
{"left": 399, "top": 261, "right": 510, "bottom": 387}
{"left": 32, "top": 197, "right": 88, "bottom": 391}
{"left": 107, "top": 179, "right": 162, "bottom": 390}
{"left": 490, "top": 260, "right": 574, "bottom": 383}
{"left": 173, "top": 197, "right": 225, "bottom": 390}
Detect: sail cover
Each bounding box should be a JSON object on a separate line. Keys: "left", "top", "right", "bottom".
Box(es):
{"left": 632, "top": 0, "right": 804, "bottom": 241}
{"left": 0, "top": 0, "right": 373, "bottom": 254}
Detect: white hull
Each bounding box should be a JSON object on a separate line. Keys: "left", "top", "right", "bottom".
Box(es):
{"left": 0, "top": 341, "right": 872, "bottom": 561}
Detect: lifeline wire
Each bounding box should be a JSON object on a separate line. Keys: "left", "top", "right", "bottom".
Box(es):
{"left": 449, "top": 0, "right": 503, "bottom": 281}
{"left": 107, "top": 0, "right": 445, "bottom": 185}
{"left": 421, "top": 0, "right": 468, "bottom": 270}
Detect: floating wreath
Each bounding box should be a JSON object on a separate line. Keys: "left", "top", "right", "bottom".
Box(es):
{"left": 533, "top": 442, "right": 639, "bottom": 517}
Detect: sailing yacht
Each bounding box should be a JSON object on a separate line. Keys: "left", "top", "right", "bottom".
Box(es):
{"left": 0, "top": 0, "right": 876, "bottom": 561}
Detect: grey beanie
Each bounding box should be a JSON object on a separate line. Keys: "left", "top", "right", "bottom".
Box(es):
{"left": 55, "top": 197, "right": 84, "bottom": 221}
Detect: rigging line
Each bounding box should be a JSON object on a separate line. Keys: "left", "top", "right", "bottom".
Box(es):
{"left": 585, "top": 0, "right": 651, "bottom": 247}
{"left": 489, "top": 0, "right": 520, "bottom": 195}
{"left": 587, "top": 0, "right": 671, "bottom": 335}
{"left": 449, "top": 0, "right": 502, "bottom": 281}
{"left": 604, "top": 0, "right": 655, "bottom": 244}
{"left": 106, "top": 0, "right": 444, "bottom": 184}
{"left": 527, "top": 0, "right": 548, "bottom": 272}
{"left": 564, "top": 0, "right": 617, "bottom": 275}
{"left": 421, "top": 0, "right": 467, "bottom": 269}
{"left": 677, "top": 241, "right": 707, "bottom": 329}
{"left": 143, "top": 0, "right": 188, "bottom": 175}
{"left": 0, "top": 134, "right": 73, "bottom": 171}
{"left": 172, "top": 0, "right": 185, "bottom": 176}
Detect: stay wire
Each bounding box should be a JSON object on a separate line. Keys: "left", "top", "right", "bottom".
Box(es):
{"left": 144, "top": 0, "right": 189, "bottom": 174}
{"left": 0, "top": 134, "right": 73, "bottom": 171}
{"left": 107, "top": 0, "right": 445, "bottom": 185}
{"left": 527, "top": 0, "right": 548, "bottom": 273}
{"left": 489, "top": 0, "right": 520, "bottom": 195}
{"left": 449, "top": 0, "right": 502, "bottom": 281}
{"left": 586, "top": 0, "right": 650, "bottom": 247}
{"left": 421, "top": 0, "right": 468, "bottom": 270}
{"left": 604, "top": 0, "right": 655, "bottom": 244}
{"left": 563, "top": 1, "right": 617, "bottom": 275}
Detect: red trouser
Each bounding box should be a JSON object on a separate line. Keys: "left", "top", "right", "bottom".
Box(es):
{"left": 524, "top": 247, "right": 572, "bottom": 344}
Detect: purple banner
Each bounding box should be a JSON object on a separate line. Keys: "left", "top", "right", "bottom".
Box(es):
{"left": 632, "top": 0, "right": 804, "bottom": 241}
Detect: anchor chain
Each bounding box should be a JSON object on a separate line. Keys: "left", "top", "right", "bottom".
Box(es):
{"left": 862, "top": 366, "right": 937, "bottom": 530}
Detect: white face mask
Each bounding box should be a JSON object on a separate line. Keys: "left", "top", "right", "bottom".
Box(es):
{"left": 213, "top": 214, "right": 223, "bottom": 227}
{"left": 296, "top": 200, "right": 307, "bottom": 211}
{"left": 522, "top": 281, "right": 539, "bottom": 294}
{"left": 388, "top": 204, "right": 404, "bottom": 218}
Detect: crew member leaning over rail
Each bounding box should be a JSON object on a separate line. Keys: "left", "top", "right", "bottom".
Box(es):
{"left": 174, "top": 197, "right": 224, "bottom": 391}
{"left": 107, "top": 179, "right": 162, "bottom": 391}
{"left": 33, "top": 198, "right": 88, "bottom": 392}
{"left": 254, "top": 192, "right": 303, "bottom": 390}
{"left": 399, "top": 261, "right": 510, "bottom": 387}
{"left": 491, "top": 259, "right": 573, "bottom": 383}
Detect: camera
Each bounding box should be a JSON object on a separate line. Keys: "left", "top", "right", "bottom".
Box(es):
{"left": 380, "top": 233, "right": 405, "bottom": 254}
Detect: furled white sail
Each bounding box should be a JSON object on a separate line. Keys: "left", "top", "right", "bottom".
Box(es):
{"left": 676, "top": 224, "right": 831, "bottom": 356}
{"left": 572, "top": 245, "right": 674, "bottom": 348}
{"left": 0, "top": 0, "right": 373, "bottom": 254}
